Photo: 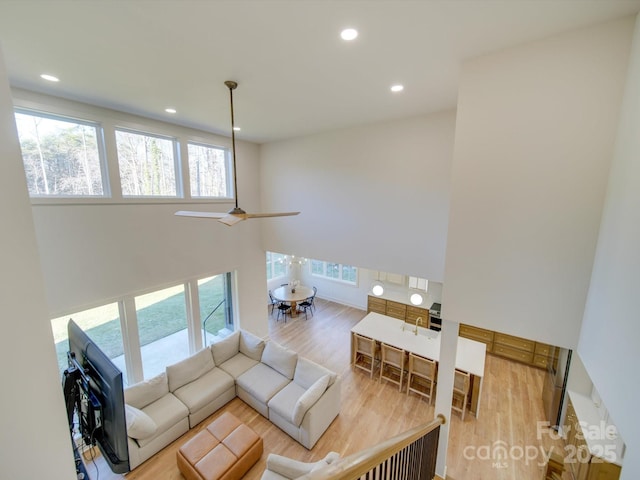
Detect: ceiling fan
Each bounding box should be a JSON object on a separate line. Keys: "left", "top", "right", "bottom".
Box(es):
{"left": 175, "top": 81, "right": 300, "bottom": 226}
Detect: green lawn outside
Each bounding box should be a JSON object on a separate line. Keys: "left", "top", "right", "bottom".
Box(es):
{"left": 53, "top": 276, "right": 227, "bottom": 374}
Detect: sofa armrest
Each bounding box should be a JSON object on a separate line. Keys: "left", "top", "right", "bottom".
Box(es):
{"left": 299, "top": 377, "right": 341, "bottom": 449}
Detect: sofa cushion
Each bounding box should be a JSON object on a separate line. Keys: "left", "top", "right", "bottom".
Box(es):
{"left": 211, "top": 330, "right": 241, "bottom": 365}
{"left": 293, "top": 357, "right": 337, "bottom": 389}
{"left": 292, "top": 374, "right": 331, "bottom": 426}
{"left": 125, "top": 404, "right": 157, "bottom": 440}
{"left": 173, "top": 367, "right": 234, "bottom": 414}
{"left": 166, "top": 346, "right": 215, "bottom": 392}
{"left": 124, "top": 372, "right": 169, "bottom": 409}
{"left": 237, "top": 363, "right": 291, "bottom": 404}
{"left": 261, "top": 341, "right": 298, "bottom": 380}
{"left": 218, "top": 353, "right": 259, "bottom": 379}
{"left": 136, "top": 392, "right": 189, "bottom": 448}
{"left": 267, "top": 381, "right": 306, "bottom": 426}
{"left": 239, "top": 330, "right": 266, "bottom": 361}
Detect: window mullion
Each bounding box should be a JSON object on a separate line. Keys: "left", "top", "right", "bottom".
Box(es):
{"left": 120, "top": 297, "right": 143, "bottom": 385}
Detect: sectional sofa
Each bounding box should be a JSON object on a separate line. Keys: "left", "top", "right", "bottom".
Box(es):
{"left": 122, "top": 329, "right": 341, "bottom": 470}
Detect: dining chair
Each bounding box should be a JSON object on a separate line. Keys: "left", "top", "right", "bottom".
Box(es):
{"left": 379, "top": 343, "right": 406, "bottom": 391}
{"left": 268, "top": 290, "right": 278, "bottom": 315}
{"left": 276, "top": 301, "right": 292, "bottom": 323}
{"left": 452, "top": 369, "right": 471, "bottom": 420}
{"left": 297, "top": 286, "right": 317, "bottom": 320}
{"left": 352, "top": 333, "right": 379, "bottom": 378}
{"left": 406, "top": 352, "right": 437, "bottom": 403}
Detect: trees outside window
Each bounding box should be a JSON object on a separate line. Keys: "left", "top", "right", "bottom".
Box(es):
{"left": 14, "top": 110, "right": 107, "bottom": 197}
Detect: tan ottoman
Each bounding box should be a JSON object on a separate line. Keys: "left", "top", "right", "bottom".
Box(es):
{"left": 177, "top": 412, "right": 263, "bottom": 480}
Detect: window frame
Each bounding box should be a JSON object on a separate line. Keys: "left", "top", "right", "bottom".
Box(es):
{"left": 266, "top": 252, "right": 288, "bottom": 281}
{"left": 14, "top": 107, "right": 111, "bottom": 198}
{"left": 186, "top": 141, "right": 233, "bottom": 200}
{"left": 310, "top": 259, "right": 358, "bottom": 285}
{"left": 115, "top": 127, "right": 183, "bottom": 198}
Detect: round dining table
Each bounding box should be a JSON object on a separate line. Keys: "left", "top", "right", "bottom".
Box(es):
{"left": 272, "top": 285, "right": 314, "bottom": 317}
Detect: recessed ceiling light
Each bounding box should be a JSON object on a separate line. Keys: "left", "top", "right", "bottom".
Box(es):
{"left": 233, "top": 127, "right": 241, "bottom": 132}
{"left": 40, "top": 74, "right": 60, "bottom": 82}
{"left": 165, "top": 108, "right": 177, "bottom": 114}
{"left": 340, "top": 28, "right": 358, "bottom": 41}
{"left": 390, "top": 84, "right": 404, "bottom": 93}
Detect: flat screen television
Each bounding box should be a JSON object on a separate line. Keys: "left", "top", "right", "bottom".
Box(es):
{"left": 64, "top": 319, "right": 130, "bottom": 473}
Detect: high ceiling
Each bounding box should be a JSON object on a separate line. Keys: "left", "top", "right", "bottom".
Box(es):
{"left": 0, "top": 1, "right": 638, "bottom": 143}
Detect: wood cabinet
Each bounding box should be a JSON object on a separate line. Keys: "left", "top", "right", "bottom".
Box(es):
{"left": 367, "top": 296, "right": 387, "bottom": 315}
{"left": 564, "top": 397, "right": 621, "bottom": 480}
{"left": 366, "top": 295, "right": 430, "bottom": 328}
{"left": 459, "top": 324, "right": 494, "bottom": 353}
{"left": 385, "top": 300, "right": 407, "bottom": 320}
{"left": 493, "top": 332, "right": 535, "bottom": 364}
{"left": 458, "top": 325, "right": 558, "bottom": 369}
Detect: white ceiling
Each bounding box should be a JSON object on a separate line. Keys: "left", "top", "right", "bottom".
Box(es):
{"left": 0, "top": 1, "right": 638, "bottom": 143}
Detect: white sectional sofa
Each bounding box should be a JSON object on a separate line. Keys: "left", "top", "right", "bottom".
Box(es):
{"left": 123, "top": 329, "right": 341, "bottom": 470}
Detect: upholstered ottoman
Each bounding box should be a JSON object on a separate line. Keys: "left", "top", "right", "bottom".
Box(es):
{"left": 177, "top": 412, "right": 263, "bottom": 480}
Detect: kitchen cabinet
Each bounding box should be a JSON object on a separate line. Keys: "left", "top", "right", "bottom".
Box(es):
{"left": 493, "top": 332, "right": 535, "bottom": 364}
{"left": 458, "top": 326, "right": 558, "bottom": 369}
{"left": 459, "top": 324, "right": 494, "bottom": 353}
{"left": 366, "top": 295, "right": 430, "bottom": 328}
{"left": 564, "top": 395, "right": 622, "bottom": 480}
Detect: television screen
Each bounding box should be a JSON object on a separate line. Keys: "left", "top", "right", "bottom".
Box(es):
{"left": 67, "top": 319, "right": 130, "bottom": 473}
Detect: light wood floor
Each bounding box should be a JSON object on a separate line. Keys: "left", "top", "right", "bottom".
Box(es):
{"left": 89, "top": 298, "right": 570, "bottom": 480}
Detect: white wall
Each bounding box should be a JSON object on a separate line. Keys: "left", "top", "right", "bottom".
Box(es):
{"left": 260, "top": 111, "right": 456, "bottom": 282}
{"left": 11, "top": 90, "right": 269, "bottom": 336}
{"left": 578, "top": 13, "right": 640, "bottom": 479}
{"left": 442, "top": 17, "right": 634, "bottom": 347}
{"left": 0, "top": 46, "right": 77, "bottom": 480}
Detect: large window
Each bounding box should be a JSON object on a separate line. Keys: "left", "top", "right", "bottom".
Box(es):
{"left": 266, "top": 252, "right": 287, "bottom": 280}
{"left": 51, "top": 303, "right": 125, "bottom": 381}
{"left": 115, "top": 129, "right": 179, "bottom": 197}
{"left": 135, "top": 284, "right": 188, "bottom": 379}
{"left": 188, "top": 142, "right": 231, "bottom": 198}
{"left": 310, "top": 260, "right": 358, "bottom": 285}
{"left": 14, "top": 110, "right": 107, "bottom": 197}
{"left": 50, "top": 273, "right": 235, "bottom": 384}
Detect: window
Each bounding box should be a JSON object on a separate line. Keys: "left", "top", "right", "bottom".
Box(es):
{"left": 134, "top": 284, "right": 188, "bottom": 379}
{"left": 199, "top": 274, "right": 234, "bottom": 344}
{"left": 50, "top": 303, "right": 126, "bottom": 381}
{"left": 115, "top": 129, "right": 179, "bottom": 197}
{"left": 266, "top": 252, "right": 287, "bottom": 280}
{"left": 310, "top": 260, "right": 358, "bottom": 285}
{"left": 187, "top": 143, "right": 231, "bottom": 198}
{"left": 14, "top": 110, "right": 107, "bottom": 197}
{"left": 409, "top": 276, "right": 429, "bottom": 292}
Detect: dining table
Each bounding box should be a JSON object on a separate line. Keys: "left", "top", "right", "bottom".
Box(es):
{"left": 351, "top": 312, "right": 487, "bottom": 417}
{"left": 272, "top": 285, "right": 314, "bottom": 317}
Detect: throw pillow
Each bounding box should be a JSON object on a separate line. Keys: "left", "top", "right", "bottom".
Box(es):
{"left": 293, "top": 357, "right": 337, "bottom": 389}
{"left": 239, "top": 329, "right": 266, "bottom": 361}
{"left": 292, "top": 374, "right": 330, "bottom": 426}
{"left": 261, "top": 341, "right": 298, "bottom": 379}
{"left": 124, "top": 372, "right": 169, "bottom": 409}
{"left": 125, "top": 404, "right": 157, "bottom": 440}
{"left": 211, "top": 330, "right": 241, "bottom": 365}
{"left": 166, "top": 346, "right": 214, "bottom": 392}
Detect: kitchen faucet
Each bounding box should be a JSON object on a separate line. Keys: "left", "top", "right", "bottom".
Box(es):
{"left": 414, "top": 317, "right": 423, "bottom": 335}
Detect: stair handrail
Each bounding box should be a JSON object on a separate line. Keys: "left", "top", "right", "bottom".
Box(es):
{"left": 202, "top": 298, "right": 225, "bottom": 346}
{"left": 299, "top": 414, "right": 446, "bottom": 480}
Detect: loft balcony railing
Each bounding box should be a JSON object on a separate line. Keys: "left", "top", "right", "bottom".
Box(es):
{"left": 299, "top": 414, "right": 445, "bottom": 480}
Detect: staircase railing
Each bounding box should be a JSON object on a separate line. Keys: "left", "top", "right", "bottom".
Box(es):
{"left": 202, "top": 298, "right": 225, "bottom": 346}
{"left": 299, "top": 414, "right": 445, "bottom": 480}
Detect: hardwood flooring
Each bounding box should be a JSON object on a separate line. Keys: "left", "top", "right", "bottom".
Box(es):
{"left": 89, "top": 298, "right": 570, "bottom": 480}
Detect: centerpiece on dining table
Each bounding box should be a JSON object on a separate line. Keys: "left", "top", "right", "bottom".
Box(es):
{"left": 290, "top": 280, "right": 300, "bottom": 293}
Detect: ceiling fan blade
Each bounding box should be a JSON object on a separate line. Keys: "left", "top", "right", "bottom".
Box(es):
{"left": 217, "top": 213, "right": 247, "bottom": 226}
{"left": 244, "top": 212, "right": 301, "bottom": 219}
{"left": 175, "top": 210, "right": 227, "bottom": 219}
